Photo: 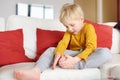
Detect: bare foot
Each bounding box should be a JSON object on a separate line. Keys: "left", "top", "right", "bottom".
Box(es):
{"left": 14, "top": 67, "right": 40, "bottom": 80}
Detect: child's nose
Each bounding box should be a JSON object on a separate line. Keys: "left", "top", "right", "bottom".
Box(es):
{"left": 68, "top": 27, "right": 73, "bottom": 32}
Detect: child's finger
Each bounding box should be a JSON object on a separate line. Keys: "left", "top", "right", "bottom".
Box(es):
{"left": 64, "top": 54, "right": 71, "bottom": 58}
{"left": 59, "top": 56, "right": 66, "bottom": 62}
{"left": 52, "top": 54, "right": 60, "bottom": 69}
{"left": 52, "top": 59, "right": 57, "bottom": 69}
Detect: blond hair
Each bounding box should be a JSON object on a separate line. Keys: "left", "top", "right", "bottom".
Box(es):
{"left": 59, "top": 3, "right": 84, "bottom": 23}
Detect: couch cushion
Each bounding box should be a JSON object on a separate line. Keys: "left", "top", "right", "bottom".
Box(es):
{"left": 41, "top": 67, "right": 100, "bottom": 80}
{"left": 0, "top": 62, "right": 100, "bottom": 80}
{"left": 85, "top": 20, "right": 112, "bottom": 49}
{"left": 100, "top": 22, "right": 120, "bottom": 54}
{"left": 0, "top": 29, "right": 33, "bottom": 66}
{"left": 6, "top": 15, "right": 66, "bottom": 59}
{"left": 84, "top": 20, "right": 120, "bottom": 54}
{"left": 0, "top": 62, "right": 35, "bottom": 80}
{"left": 35, "top": 28, "right": 64, "bottom": 61}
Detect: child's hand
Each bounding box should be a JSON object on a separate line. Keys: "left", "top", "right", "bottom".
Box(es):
{"left": 51, "top": 53, "right": 61, "bottom": 70}
{"left": 59, "top": 55, "right": 66, "bottom": 62}
{"left": 58, "top": 54, "right": 81, "bottom": 69}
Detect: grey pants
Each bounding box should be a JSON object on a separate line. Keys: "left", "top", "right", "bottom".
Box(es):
{"left": 36, "top": 47, "right": 112, "bottom": 72}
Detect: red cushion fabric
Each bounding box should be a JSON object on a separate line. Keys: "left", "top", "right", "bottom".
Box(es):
{"left": 35, "top": 28, "right": 64, "bottom": 61}
{"left": 0, "top": 29, "right": 33, "bottom": 66}
{"left": 84, "top": 20, "right": 113, "bottom": 49}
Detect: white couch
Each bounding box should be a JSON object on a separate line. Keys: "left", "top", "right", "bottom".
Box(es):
{"left": 0, "top": 15, "right": 119, "bottom": 80}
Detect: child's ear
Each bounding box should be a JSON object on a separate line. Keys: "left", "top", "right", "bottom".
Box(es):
{"left": 81, "top": 17, "right": 84, "bottom": 23}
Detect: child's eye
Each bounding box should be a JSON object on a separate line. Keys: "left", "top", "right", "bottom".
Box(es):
{"left": 70, "top": 24, "right": 74, "bottom": 27}
{"left": 65, "top": 26, "right": 68, "bottom": 28}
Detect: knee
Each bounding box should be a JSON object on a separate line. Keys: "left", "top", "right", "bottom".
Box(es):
{"left": 97, "top": 48, "right": 111, "bottom": 54}
{"left": 47, "top": 47, "right": 55, "bottom": 51}
{"left": 97, "top": 48, "right": 112, "bottom": 60}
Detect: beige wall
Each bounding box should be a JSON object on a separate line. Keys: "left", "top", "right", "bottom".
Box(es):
{"left": 74, "top": 0, "right": 118, "bottom": 23}
{"left": 102, "top": 0, "right": 117, "bottom": 22}
{"left": 74, "top": 0, "right": 97, "bottom": 22}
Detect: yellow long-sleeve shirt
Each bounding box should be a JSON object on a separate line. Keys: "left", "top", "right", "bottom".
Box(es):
{"left": 54, "top": 23, "right": 97, "bottom": 60}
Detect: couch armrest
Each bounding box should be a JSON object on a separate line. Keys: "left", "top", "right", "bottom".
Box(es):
{"left": 100, "top": 53, "right": 120, "bottom": 78}
{"left": 109, "top": 65, "right": 120, "bottom": 79}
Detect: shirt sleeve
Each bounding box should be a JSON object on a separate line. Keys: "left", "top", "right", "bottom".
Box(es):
{"left": 54, "top": 30, "right": 71, "bottom": 55}
{"left": 77, "top": 24, "right": 97, "bottom": 60}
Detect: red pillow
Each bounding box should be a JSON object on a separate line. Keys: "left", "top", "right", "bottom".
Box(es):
{"left": 35, "top": 28, "right": 64, "bottom": 61}
{"left": 84, "top": 20, "right": 113, "bottom": 49}
{"left": 0, "top": 29, "right": 33, "bottom": 66}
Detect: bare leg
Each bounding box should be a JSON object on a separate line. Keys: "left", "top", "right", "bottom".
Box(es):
{"left": 14, "top": 66, "right": 40, "bottom": 80}
{"left": 13, "top": 47, "right": 56, "bottom": 80}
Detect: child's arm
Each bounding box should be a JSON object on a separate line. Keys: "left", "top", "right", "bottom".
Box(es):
{"left": 54, "top": 30, "right": 71, "bottom": 55}
{"left": 77, "top": 24, "right": 97, "bottom": 60}
{"left": 52, "top": 31, "right": 71, "bottom": 69}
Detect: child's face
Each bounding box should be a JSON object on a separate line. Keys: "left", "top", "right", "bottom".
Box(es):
{"left": 63, "top": 18, "right": 84, "bottom": 34}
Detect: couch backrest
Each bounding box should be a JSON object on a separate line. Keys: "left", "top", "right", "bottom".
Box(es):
{"left": 0, "top": 17, "right": 5, "bottom": 31}
{"left": 111, "top": 29, "right": 120, "bottom": 53}
{"left": 6, "top": 15, "right": 66, "bottom": 59}
{"left": 5, "top": 15, "right": 120, "bottom": 59}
